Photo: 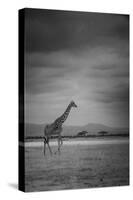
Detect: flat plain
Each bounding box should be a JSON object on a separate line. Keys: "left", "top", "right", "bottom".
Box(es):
{"left": 25, "top": 138, "right": 129, "bottom": 192}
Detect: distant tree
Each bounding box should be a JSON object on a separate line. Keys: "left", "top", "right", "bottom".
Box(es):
{"left": 77, "top": 131, "right": 88, "bottom": 137}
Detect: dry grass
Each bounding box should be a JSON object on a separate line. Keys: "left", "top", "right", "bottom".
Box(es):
{"left": 25, "top": 138, "right": 129, "bottom": 192}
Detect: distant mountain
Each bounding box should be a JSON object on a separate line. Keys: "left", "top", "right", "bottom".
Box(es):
{"left": 25, "top": 123, "right": 45, "bottom": 137}
{"left": 25, "top": 123, "right": 129, "bottom": 138}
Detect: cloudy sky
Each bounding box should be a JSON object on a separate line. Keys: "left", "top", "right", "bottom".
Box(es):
{"left": 24, "top": 9, "right": 129, "bottom": 127}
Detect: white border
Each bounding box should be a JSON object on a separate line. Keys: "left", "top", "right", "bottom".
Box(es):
{"left": 0, "top": 0, "right": 132, "bottom": 199}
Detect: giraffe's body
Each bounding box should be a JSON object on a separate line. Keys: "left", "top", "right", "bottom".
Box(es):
{"left": 43, "top": 101, "right": 77, "bottom": 155}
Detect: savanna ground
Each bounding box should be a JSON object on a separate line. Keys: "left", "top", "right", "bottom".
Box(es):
{"left": 24, "top": 137, "right": 129, "bottom": 192}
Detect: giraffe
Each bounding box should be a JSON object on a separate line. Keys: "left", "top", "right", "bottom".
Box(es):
{"left": 43, "top": 100, "right": 77, "bottom": 155}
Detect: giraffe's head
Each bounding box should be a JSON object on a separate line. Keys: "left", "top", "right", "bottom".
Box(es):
{"left": 70, "top": 100, "right": 77, "bottom": 108}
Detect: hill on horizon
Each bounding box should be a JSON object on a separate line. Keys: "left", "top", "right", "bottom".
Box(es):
{"left": 25, "top": 123, "right": 129, "bottom": 138}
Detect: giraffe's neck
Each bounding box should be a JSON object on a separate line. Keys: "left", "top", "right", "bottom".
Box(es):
{"left": 54, "top": 104, "right": 72, "bottom": 127}
{"left": 62, "top": 104, "right": 72, "bottom": 122}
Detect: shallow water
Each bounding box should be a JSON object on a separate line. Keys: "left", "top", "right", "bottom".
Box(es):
{"left": 25, "top": 138, "right": 129, "bottom": 192}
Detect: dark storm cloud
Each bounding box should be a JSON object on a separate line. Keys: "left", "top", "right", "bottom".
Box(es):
{"left": 114, "top": 15, "right": 129, "bottom": 39}
{"left": 24, "top": 9, "right": 129, "bottom": 127}
{"left": 26, "top": 77, "right": 69, "bottom": 94}
{"left": 25, "top": 51, "right": 72, "bottom": 69}
{"left": 88, "top": 66, "right": 128, "bottom": 79}
{"left": 25, "top": 8, "right": 129, "bottom": 53}
{"left": 25, "top": 46, "right": 129, "bottom": 96}
{"left": 25, "top": 66, "right": 70, "bottom": 94}
{"left": 94, "top": 82, "right": 129, "bottom": 104}
{"left": 92, "top": 64, "right": 117, "bottom": 71}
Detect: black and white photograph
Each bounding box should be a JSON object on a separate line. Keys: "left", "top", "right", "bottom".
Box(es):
{"left": 19, "top": 8, "right": 129, "bottom": 192}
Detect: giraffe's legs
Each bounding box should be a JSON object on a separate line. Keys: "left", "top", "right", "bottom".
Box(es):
{"left": 60, "top": 137, "right": 63, "bottom": 146}
{"left": 44, "top": 140, "right": 46, "bottom": 156}
{"left": 43, "top": 137, "right": 52, "bottom": 156}
{"left": 43, "top": 136, "right": 47, "bottom": 156}
{"left": 57, "top": 135, "right": 63, "bottom": 154}
{"left": 47, "top": 138, "right": 52, "bottom": 155}
{"left": 59, "top": 128, "right": 63, "bottom": 147}
{"left": 57, "top": 137, "right": 61, "bottom": 154}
